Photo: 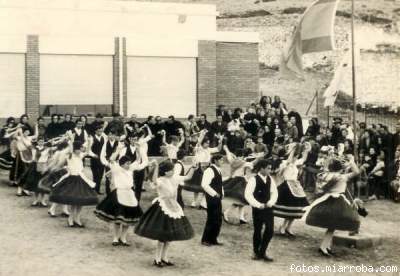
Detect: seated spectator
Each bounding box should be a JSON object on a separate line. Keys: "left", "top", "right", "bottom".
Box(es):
{"left": 286, "top": 121, "right": 299, "bottom": 142}
{"left": 163, "top": 115, "right": 183, "bottom": 137}
{"left": 197, "top": 113, "right": 211, "bottom": 132}
{"left": 254, "top": 136, "right": 268, "bottom": 157}
{"left": 368, "top": 153, "right": 386, "bottom": 200}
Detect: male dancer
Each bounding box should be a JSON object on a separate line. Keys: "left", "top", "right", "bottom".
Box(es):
{"left": 201, "top": 154, "right": 224, "bottom": 246}
{"left": 245, "top": 159, "right": 278, "bottom": 262}
{"left": 90, "top": 126, "right": 106, "bottom": 194}
{"left": 100, "top": 131, "right": 119, "bottom": 194}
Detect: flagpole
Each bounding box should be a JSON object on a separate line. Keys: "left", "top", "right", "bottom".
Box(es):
{"left": 351, "top": 0, "right": 358, "bottom": 162}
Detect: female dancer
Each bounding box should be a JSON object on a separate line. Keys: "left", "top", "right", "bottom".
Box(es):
{"left": 0, "top": 117, "right": 18, "bottom": 172}
{"left": 49, "top": 140, "right": 98, "bottom": 227}
{"left": 184, "top": 130, "right": 223, "bottom": 208}
{"left": 38, "top": 140, "right": 71, "bottom": 217}
{"left": 273, "top": 143, "right": 310, "bottom": 238}
{"left": 94, "top": 142, "right": 150, "bottom": 246}
{"left": 135, "top": 160, "right": 195, "bottom": 267}
{"left": 20, "top": 136, "right": 53, "bottom": 206}
{"left": 222, "top": 145, "right": 255, "bottom": 224}
{"left": 14, "top": 127, "right": 38, "bottom": 196}
{"left": 303, "top": 156, "right": 360, "bottom": 256}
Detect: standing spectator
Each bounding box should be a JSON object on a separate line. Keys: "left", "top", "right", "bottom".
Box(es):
{"left": 183, "top": 114, "right": 200, "bottom": 154}
{"left": 259, "top": 96, "right": 272, "bottom": 110}
{"left": 35, "top": 117, "right": 47, "bottom": 138}
{"left": 210, "top": 115, "right": 227, "bottom": 147}
{"left": 330, "top": 117, "right": 343, "bottom": 147}
{"left": 244, "top": 108, "right": 258, "bottom": 137}
{"left": 45, "top": 114, "right": 61, "bottom": 139}
{"left": 288, "top": 109, "right": 304, "bottom": 138}
{"left": 163, "top": 116, "right": 182, "bottom": 137}
{"left": 271, "top": 96, "right": 282, "bottom": 109}
{"left": 146, "top": 116, "right": 163, "bottom": 156}
{"left": 61, "top": 114, "right": 76, "bottom": 133}
{"left": 216, "top": 105, "right": 227, "bottom": 118}
{"left": 223, "top": 109, "right": 233, "bottom": 123}
{"left": 359, "top": 130, "right": 376, "bottom": 154}
{"left": 305, "top": 118, "right": 320, "bottom": 138}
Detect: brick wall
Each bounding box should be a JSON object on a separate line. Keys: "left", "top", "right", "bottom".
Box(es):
{"left": 216, "top": 42, "right": 259, "bottom": 110}
{"left": 197, "top": 40, "right": 217, "bottom": 120}
{"left": 26, "top": 35, "right": 40, "bottom": 119}
{"left": 112, "top": 37, "right": 120, "bottom": 114}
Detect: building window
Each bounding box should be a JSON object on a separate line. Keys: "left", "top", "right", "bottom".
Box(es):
{"left": 40, "top": 105, "right": 113, "bottom": 117}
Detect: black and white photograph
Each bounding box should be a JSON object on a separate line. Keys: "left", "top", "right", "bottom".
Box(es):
{"left": 0, "top": 0, "right": 399, "bottom": 275}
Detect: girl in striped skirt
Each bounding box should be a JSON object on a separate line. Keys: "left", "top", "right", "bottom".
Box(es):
{"left": 273, "top": 143, "right": 310, "bottom": 238}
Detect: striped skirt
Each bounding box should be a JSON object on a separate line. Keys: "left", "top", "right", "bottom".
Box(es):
{"left": 273, "top": 181, "right": 309, "bottom": 219}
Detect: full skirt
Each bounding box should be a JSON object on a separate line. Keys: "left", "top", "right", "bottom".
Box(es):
{"left": 135, "top": 200, "right": 194, "bottom": 242}
{"left": 9, "top": 154, "right": 27, "bottom": 182}
{"left": 38, "top": 169, "right": 68, "bottom": 194}
{"left": 273, "top": 181, "right": 309, "bottom": 219}
{"left": 223, "top": 176, "right": 248, "bottom": 206}
{"left": 94, "top": 190, "right": 143, "bottom": 226}
{"left": 0, "top": 148, "right": 14, "bottom": 170}
{"left": 49, "top": 175, "right": 98, "bottom": 206}
{"left": 20, "top": 162, "right": 45, "bottom": 193}
{"left": 304, "top": 194, "right": 360, "bottom": 231}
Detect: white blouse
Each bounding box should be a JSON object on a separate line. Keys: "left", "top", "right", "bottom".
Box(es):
{"left": 67, "top": 153, "right": 85, "bottom": 175}
{"left": 156, "top": 176, "right": 185, "bottom": 200}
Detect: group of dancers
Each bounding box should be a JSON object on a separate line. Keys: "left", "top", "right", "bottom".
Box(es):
{"left": 0, "top": 114, "right": 363, "bottom": 267}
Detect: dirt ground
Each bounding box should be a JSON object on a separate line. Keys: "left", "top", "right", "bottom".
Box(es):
{"left": 0, "top": 170, "right": 399, "bottom": 276}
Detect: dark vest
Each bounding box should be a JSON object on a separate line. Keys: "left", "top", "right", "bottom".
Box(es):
{"left": 209, "top": 165, "right": 223, "bottom": 197}
{"left": 125, "top": 145, "right": 137, "bottom": 162}
{"left": 253, "top": 174, "right": 271, "bottom": 204}
{"left": 105, "top": 140, "right": 118, "bottom": 160}
{"left": 91, "top": 135, "right": 105, "bottom": 155}
{"left": 73, "top": 129, "right": 85, "bottom": 143}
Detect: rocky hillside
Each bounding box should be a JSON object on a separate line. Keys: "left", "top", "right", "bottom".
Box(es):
{"left": 135, "top": 0, "right": 400, "bottom": 120}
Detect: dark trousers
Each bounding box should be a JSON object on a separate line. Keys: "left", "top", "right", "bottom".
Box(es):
{"left": 252, "top": 209, "right": 274, "bottom": 257}
{"left": 91, "top": 158, "right": 104, "bottom": 193}
{"left": 201, "top": 195, "right": 222, "bottom": 244}
{"left": 134, "top": 169, "right": 145, "bottom": 202}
